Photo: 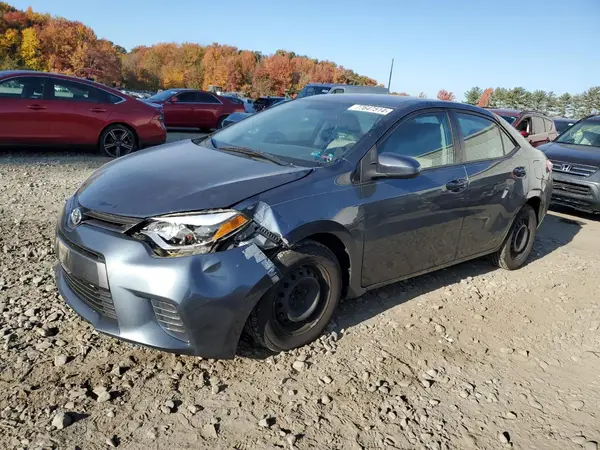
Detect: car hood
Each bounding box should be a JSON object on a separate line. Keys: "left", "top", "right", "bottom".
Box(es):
{"left": 539, "top": 141, "right": 600, "bottom": 166}
{"left": 75, "top": 140, "right": 312, "bottom": 218}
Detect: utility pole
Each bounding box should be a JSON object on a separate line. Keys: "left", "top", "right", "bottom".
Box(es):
{"left": 387, "top": 58, "right": 394, "bottom": 91}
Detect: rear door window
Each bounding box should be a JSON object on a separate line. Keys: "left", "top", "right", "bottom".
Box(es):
{"left": 49, "top": 79, "right": 107, "bottom": 103}
{"left": 532, "top": 117, "right": 545, "bottom": 135}
{"left": 175, "top": 92, "right": 197, "bottom": 103}
{"left": 456, "top": 112, "right": 505, "bottom": 162}
{"left": 196, "top": 92, "right": 221, "bottom": 104}
{"left": 0, "top": 77, "right": 45, "bottom": 99}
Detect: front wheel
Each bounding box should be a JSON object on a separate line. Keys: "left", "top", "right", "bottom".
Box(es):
{"left": 492, "top": 204, "right": 537, "bottom": 270}
{"left": 217, "top": 115, "right": 229, "bottom": 129}
{"left": 247, "top": 240, "right": 342, "bottom": 352}
{"left": 99, "top": 125, "right": 137, "bottom": 158}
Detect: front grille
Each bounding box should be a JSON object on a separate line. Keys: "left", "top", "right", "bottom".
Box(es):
{"left": 63, "top": 270, "right": 116, "bottom": 319}
{"left": 81, "top": 209, "right": 142, "bottom": 233}
{"left": 151, "top": 299, "right": 188, "bottom": 342}
{"left": 550, "top": 160, "right": 598, "bottom": 177}
{"left": 552, "top": 180, "right": 592, "bottom": 196}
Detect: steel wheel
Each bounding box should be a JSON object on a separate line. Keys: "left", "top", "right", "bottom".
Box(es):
{"left": 102, "top": 127, "right": 135, "bottom": 157}
{"left": 247, "top": 240, "right": 342, "bottom": 352}
{"left": 510, "top": 217, "right": 531, "bottom": 258}
{"left": 272, "top": 265, "right": 328, "bottom": 336}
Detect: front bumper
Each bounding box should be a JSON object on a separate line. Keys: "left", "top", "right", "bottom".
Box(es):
{"left": 550, "top": 173, "right": 600, "bottom": 213}
{"left": 54, "top": 219, "right": 280, "bottom": 358}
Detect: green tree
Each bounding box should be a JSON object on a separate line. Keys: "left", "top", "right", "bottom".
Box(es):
{"left": 529, "top": 90, "right": 547, "bottom": 113}
{"left": 490, "top": 87, "right": 507, "bottom": 107}
{"left": 556, "top": 93, "right": 572, "bottom": 117}
{"left": 464, "top": 87, "right": 483, "bottom": 105}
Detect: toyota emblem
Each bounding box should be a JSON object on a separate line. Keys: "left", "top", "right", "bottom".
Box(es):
{"left": 561, "top": 164, "right": 572, "bottom": 172}
{"left": 70, "top": 207, "right": 82, "bottom": 227}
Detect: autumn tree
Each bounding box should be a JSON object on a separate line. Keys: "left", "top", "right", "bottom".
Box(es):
{"left": 436, "top": 90, "right": 455, "bottom": 101}
{"left": 477, "top": 88, "right": 493, "bottom": 107}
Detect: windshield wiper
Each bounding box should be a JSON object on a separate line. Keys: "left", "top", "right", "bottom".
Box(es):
{"left": 216, "top": 144, "right": 291, "bottom": 166}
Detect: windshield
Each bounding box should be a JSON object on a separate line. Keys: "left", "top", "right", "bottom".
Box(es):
{"left": 297, "top": 85, "right": 332, "bottom": 99}
{"left": 556, "top": 120, "right": 600, "bottom": 147}
{"left": 555, "top": 120, "right": 576, "bottom": 134}
{"left": 147, "top": 90, "right": 179, "bottom": 102}
{"left": 500, "top": 115, "right": 517, "bottom": 125}
{"left": 200, "top": 98, "right": 393, "bottom": 165}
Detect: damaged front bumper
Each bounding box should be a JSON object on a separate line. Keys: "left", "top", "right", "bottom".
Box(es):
{"left": 54, "top": 215, "right": 282, "bottom": 358}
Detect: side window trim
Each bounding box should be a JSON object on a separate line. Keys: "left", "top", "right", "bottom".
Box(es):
{"left": 374, "top": 107, "right": 459, "bottom": 171}
{"left": 450, "top": 109, "right": 518, "bottom": 163}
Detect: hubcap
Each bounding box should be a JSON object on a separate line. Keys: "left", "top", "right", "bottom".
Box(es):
{"left": 273, "top": 266, "right": 326, "bottom": 335}
{"left": 511, "top": 219, "right": 530, "bottom": 255}
{"left": 104, "top": 129, "right": 134, "bottom": 157}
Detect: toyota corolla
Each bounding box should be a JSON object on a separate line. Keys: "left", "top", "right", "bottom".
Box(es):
{"left": 55, "top": 95, "right": 552, "bottom": 358}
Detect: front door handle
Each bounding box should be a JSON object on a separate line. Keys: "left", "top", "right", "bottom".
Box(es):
{"left": 89, "top": 108, "right": 107, "bottom": 113}
{"left": 445, "top": 178, "right": 468, "bottom": 193}
{"left": 513, "top": 166, "right": 527, "bottom": 178}
{"left": 27, "top": 104, "right": 46, "bottom": 110}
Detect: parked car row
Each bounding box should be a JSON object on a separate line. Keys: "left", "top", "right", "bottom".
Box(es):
{"left": 55, "top": 94, "right": 553, "bottom": 358}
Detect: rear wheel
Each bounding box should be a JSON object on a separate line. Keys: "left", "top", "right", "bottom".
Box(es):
{"left": 247, "top": 240, "right": 342, "bottom": 352}
{"left": 492, "top": 205, "right": 537, "bottom": 270}
{"left": 99, "top": 125, "right": 137, "bottom": 158}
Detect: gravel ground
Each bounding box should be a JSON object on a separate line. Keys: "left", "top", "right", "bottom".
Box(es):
{"left": 1, "top": 142, "right": 599, "bottom": 450}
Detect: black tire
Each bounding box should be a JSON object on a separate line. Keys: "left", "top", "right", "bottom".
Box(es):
{"left": 248, "top": 240, "right": 342, "bottom": 352}
{"left": 99, "top": 124, "right": 137, "bottom": 158}
{"left": 217, "top": 115, "right": 228, "bottom": 129}
{"left": 492, "top": 205, "right": 537, "bottom": 270}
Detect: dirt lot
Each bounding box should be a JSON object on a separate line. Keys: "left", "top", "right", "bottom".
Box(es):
{"left": 1, "top": 144, "right": 599, "bottom": 450}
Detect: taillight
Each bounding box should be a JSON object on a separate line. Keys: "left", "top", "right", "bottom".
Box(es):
{"left": 546, "top": 159, "right": 553, "bottom": 172}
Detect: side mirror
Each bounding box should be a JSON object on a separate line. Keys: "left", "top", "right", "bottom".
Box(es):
{"left": 520, "top": 130, "right": 529, "bottom": 138}
{"left": 376, "top": 153, "right": 421, "bottom": 179}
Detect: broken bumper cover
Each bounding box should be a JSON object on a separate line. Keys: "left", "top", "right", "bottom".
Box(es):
{"left": 54, "top": 222, "right": 280, "bottom": 358}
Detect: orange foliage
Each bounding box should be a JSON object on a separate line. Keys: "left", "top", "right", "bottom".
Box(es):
{"left": 477, "top": 87, "right": 493, "bottom": 107}
{"left": 436, "top": 90, "right": 455, "bottom": 101}
{"left": 0, "top": 2, "right": 379, "bottom": 95}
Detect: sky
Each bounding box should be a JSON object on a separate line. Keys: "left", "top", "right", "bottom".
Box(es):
{"left": 9, "top": 0, "right": 600, "bottom": 99}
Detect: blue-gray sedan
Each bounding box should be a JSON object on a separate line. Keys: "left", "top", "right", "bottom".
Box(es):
{"left": 55, "top": 94, "right": 552, "bottom": 358}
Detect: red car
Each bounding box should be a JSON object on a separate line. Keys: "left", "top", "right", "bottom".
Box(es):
{"left": 488, "top": 108, "right": 557, "bottom": 147}
{"left": 0, "top": 70, "right": 166, "bottom": 157}
{"left": 145, "top": 89, "right": 245, "bottom": 130}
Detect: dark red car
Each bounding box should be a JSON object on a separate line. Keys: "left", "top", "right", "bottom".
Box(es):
{"left": 0, "top": 70, "right": 167, "bottom": 157}
{"left": 488, "top": 108, "right": 557, "bottom": 147}
{"left": 145, "top": 89, "right": 245, "bottom": 130}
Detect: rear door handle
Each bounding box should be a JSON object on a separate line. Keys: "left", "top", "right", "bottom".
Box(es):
{"left": 89, "top": 108, "right": 107, "bottom": 113}
{"left": 513, "top": 166, "right": 527, "bottom": 178}
{"left": 27, "top": 104, "right": 46, "bottom": 110}
{"left": 445, "top": 178, "right": 468, "bottom": 193}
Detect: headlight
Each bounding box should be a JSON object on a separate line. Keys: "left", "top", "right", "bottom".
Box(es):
{"left": 139, "top": 211, "right": 249, "bottom": 256}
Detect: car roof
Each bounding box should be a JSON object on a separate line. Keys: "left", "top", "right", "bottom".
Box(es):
{"left": 0, "top": 69, "right": 120, "bottom": 93}
{"left": 297, "top": 93, "right": 494, "bottom": 115}
{"left": 487, "top": 108, "right": 522, "bottom": 116}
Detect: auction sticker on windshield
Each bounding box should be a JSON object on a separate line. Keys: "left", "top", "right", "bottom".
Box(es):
{"left": 347, "top": 104, "right": 393, "bottom": 115}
